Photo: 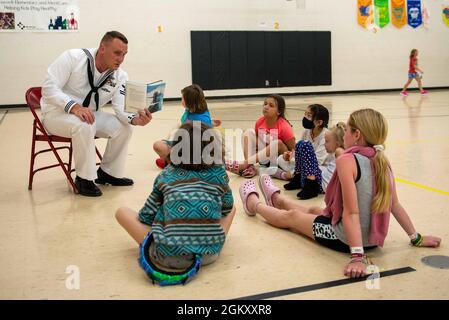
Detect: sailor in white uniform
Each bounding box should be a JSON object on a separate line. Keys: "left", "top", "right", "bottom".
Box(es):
{"left": 41, "top": 31, "right": 152, "bottom": 196}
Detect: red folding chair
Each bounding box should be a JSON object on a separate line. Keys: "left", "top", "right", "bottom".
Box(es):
{"left": 26, "top": 87, "right": 102, "bottom": 193}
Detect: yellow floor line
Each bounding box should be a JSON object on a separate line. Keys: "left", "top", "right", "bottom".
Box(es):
{"left": 395, "top": 178, "right": 449, "bottom": 196}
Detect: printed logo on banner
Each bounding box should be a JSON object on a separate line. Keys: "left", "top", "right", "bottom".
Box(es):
{"left": 393, "top": 7, "right": 404, "bottom": 20}
{"left": 16, "top": 21, "right": 36, "bottom": 31}
{"left": 360, "top": 5, "right": 371, "bottom": 16}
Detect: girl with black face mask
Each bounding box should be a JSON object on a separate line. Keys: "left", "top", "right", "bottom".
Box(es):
{"left": 275, "top": 104, "right": 330, "bottom": 199}
{"left": 302, "top": 114, "right": 315, "bottom": 130}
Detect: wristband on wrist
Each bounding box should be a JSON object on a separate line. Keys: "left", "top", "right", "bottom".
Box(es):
{"left": 411, "top": 233, "right": 423, "bottom": 247}
{"left": 350, "top": 247, "right": 364, "bottom": 255}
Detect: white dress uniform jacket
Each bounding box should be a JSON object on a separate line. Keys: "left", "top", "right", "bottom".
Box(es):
{"left": 41, "top": 48, "right": 136, "bottom": 181}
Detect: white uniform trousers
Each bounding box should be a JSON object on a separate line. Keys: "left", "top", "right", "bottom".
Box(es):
{"left": 43, "top": 110, "right": 133, "bottom": 181}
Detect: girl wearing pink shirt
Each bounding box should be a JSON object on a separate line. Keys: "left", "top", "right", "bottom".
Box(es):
{"left": 239, "top": 108, "right": 441, "bottom": 278}
{"left": 226, "top": 94, "right": 295, "bottom": 178}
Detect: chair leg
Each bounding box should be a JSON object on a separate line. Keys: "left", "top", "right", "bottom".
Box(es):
{"left": 28, "top": 124, "right": 37, "bottom": 190}
{"left": 47, "top": 140, "right": 78, "bottom": 194}
{"left": 68, "top": 141, "right": 73, "bottom": 172}
{"left": 95, "top": 147, "right": 103, "bottom": 161}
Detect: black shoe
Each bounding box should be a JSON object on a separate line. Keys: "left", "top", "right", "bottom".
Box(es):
{"left": 284, "top": 173, "right": 302, "bottom": 190}
{"left": 75, "top": 176, "right": 102, "bottom": 197}
{"left": 95, "top": 167, "right": 134, "bottom": 186}
{"left": 297, "top": 178, "right": 320, "bottom": 200}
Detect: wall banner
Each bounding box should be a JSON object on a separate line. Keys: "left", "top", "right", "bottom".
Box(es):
{"left": 391, "top": 0, "right": 407, "bottom": 28}
{"left": 407, "top": 0, "right": 422, "bottom": 28}
{"left": 358, "top": 0, "right": 374, "bottom": 28}
{"left": 0, "top": 0, "right": 79, "bottom": 32}
{"left": 443, "top": 4, "right": 449, "bottom": 27}
{"left": 374, "top": 0, "right": 390, "bottom": 28}
{"left": 422, "top": 0, "right": 430, "bottom": 29}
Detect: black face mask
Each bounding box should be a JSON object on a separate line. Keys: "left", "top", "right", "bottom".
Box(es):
{"left": 302, "top": 117, "right": 315, "bottom": 129}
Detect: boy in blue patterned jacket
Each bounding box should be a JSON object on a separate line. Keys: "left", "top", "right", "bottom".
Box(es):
{"left": 116, "top": 122, "right": 235, "bottom": 277}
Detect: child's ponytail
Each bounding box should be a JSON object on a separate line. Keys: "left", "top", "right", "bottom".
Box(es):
{"left": 349, "top": 109, "right": 391, "bottom": 213}
{"left": 371, "top": 146, "right": 391, "bottom": 213}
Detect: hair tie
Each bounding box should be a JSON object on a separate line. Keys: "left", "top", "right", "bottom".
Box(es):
{"left": 373, "top": 145, "right": 384, "bottom": 152}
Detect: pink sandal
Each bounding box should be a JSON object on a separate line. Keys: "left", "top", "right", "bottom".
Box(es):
{"left": 225, "top": 160, "right": 241, "bottom": 175}
{"left": 258, "top": 174, "right": 280, "bottom": 207}
{"left": 241, "top": 164, "right": 257, "bottom": 179}
{"left": 239, "top": 180, "right": 259, "bottom": 216}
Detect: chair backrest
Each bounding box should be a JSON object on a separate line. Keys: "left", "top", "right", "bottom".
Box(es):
{"left": 26, "top": 87, "right": 47, "bottom": 133}
{"left": 25, "top": 87, "right": 42, "bottom": 111}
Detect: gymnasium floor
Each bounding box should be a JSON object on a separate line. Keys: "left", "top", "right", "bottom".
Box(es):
{"left": 0, "top": 90, "right": 448, "bottom": 299}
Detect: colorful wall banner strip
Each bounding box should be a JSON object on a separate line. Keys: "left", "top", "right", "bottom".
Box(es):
{"left": 358, "top": 0, "right": 374, "bottom": 28}
{"left": 407, "top": 0, "right": 422, "bottom": 28}
{"left": 391, "top": 0, "right": 407, "bottom": 28}
{"left": 0, "top": 0, "right": 79, "bottom": 32}
{"left": 422, "top": 0, "right": 430, "bottom": 29}
{"left": 443, "top": 4, "right": 449, "bottom": 27}
{"left": 374, "top": 0, "right": 390, "bottom": 28}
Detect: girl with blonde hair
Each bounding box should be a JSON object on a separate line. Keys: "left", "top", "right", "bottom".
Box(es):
{"left": 239, "top": 108, "right": 441, "bottom": 278}
{"left": 274, "top": 121, "right": 346, "bottom": 199}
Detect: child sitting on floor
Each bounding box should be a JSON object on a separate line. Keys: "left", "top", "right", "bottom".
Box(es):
{"left": 153, "top": 84, "right": 221, "bottom": 169}
{"left": 273, "top": 121, "right": 345, "bottom": 199}
{"left": 116, "top": 122, "right": 235, "bottom": 285}
{"left": 225, "top": 94, "right": 295, "bottom": 178}
{"left": 239, "top": 108, "right": 441, "bottom": 279}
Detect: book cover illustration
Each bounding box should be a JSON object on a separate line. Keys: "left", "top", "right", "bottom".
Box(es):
{"left": 125, "top": 80, "right": 166, "bottom": 113}
{"left": 147, "top": 81, "right": 166, "bottom": 113}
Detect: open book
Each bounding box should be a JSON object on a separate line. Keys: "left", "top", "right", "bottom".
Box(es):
{"left": 125, "top": 80, "right": 166, "bottom": 113}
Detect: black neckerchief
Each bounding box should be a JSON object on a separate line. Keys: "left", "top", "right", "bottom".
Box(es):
{"left": 82, "top": 49, "right": 114, "bottom": 111}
